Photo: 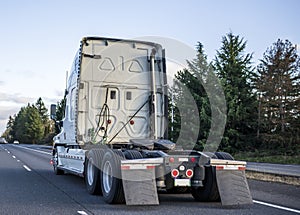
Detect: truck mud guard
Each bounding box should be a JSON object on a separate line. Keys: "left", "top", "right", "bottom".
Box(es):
{"left": 120, "top": 158, "right": 163, "bottom": 205}
{"left": 210, "top": 159, "right": 253, "bottom": 206}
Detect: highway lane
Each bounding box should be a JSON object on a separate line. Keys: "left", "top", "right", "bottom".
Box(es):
{"left": 0, "top": 144, "right": 299, "bottom": 215}
{"left": 0, "top": 144, "right": 91, "bottom": 214}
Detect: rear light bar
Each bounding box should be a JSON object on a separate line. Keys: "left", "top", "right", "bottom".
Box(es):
{"left": 215, "top": 165, "right": 246, "bottom": 171}
{"left": 169, "top": 157, "right": 196, "bottom": 163}
{"left": 121, "top": 165, "right": 156, "bottom": 170}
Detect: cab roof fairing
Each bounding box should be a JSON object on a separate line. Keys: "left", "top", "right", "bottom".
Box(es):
{"left": 81, "top": 36, "right": 163, "bottom": 51}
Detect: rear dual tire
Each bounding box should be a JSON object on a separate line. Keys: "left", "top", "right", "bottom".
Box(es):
{"left": 191, "top": 152, "right": 234, "bottom": 202}
{"left": 100, "top": 149, "right": 125, "bottom": 204}
{"left": 191, "top": 166, "right": 219, "bottom": 202}
{"left": 84, "top": 149, "right": 105, "bottom": 195}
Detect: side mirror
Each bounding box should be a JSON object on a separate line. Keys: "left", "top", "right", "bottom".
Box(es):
{"left": 50, "top": 104, "right": 57, "bottom": 120}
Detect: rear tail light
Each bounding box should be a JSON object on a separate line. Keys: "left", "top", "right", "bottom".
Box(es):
{"left": 190, "top": 157, "right": 197, "bottom": 163}
{"left": 186, "top": 169, "right": 194, "bottom": 178}
{"left": 169, "top": 157, "right": 175, "bottom": 163}
{"left": 216, "top": 166, "right": 224, "bottom": 170}
{"left": 50, "top": 159, "right": 54, "bottom": 165}
{"left": 171, "top": 169, "right": 179, "bottom": 178}
{"left": 238, "top": 166, "right": 246, "bottom": 171}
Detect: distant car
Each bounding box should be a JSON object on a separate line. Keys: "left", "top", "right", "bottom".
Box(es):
{"left": 0, "top": 137, "right": 7, "bottom": 144}
{"left": 13, "top": 140, "right": 19, "bottom": 144}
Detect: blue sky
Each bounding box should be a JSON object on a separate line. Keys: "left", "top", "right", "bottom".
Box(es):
{"left": 0, "top": 0, "right": 299, "bottom": 134}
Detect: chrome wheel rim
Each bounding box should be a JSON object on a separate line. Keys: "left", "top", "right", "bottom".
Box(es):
{"left": 87, "top": 158, "right": 94, "bottom": 186}
{"left": 53, "top": 152, "right": 58, "bottom": 170}
{"left": 103, "top": 160, "right": 113, "bottom": 193}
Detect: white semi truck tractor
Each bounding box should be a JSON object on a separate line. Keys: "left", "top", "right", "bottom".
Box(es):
{"left": 50, "top": 37, "right": 252, "bottom": 206}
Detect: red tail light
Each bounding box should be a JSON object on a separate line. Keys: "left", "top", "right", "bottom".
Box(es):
{"left": 169, "top": 157, "right": 175, "bottom": 163}
{"left": 190, "top": 157, "right": 196, "bottom": 163}
{"left": 216, "top": 166, "right": 224, "bottom": 170}
{"left": 171, "top": 169, "right": 179, "bottom": 178}
{"left": 238, "top": 166, "right": 246, "bottom": 171}
{"left": 186, "top": 169, "right": 194, "bottom": 178}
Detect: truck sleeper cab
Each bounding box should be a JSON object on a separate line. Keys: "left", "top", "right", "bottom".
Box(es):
{"left": 51, "top": 37, "right": 252, "bottom": 206}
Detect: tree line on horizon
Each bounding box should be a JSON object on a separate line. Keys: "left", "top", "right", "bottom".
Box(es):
{"left": 1, "top": 97, "right": 65, "bottom": 144}
{"left": 1, "top": 32, "right": 299, "bottom": 156}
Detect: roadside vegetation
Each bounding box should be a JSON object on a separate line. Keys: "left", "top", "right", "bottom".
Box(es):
{"left": 234, "top": 151, "right": 300, "bottom": 165}
{"left": 169, "top": 32, "right": 300, "bottom": 159}
{"left": 1, "top": 32, "right": 299, "bottom": 161}
{"left": 1, "top": 97, "right": 65, "bottom": 145}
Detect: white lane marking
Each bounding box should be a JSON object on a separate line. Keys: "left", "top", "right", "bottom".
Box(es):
{"left": 7, "top": 151, "right": 10, "bottom": 154}
{"left": 23, "top": 165, "right": 32, "bottom": 172}
{"left": 77, "top": 211, "right": 88, "bottom": 215}
{"left": 17, "top": 160, "right": 20, "bottom": 162}
{"left": 12, "top": 155, "right": 16, "bottom": 159}
{"left": 254, "top": 200, "right": 300, "bottom": 214}
{"left": 13, "top": 145, "right": 51, "bottom": 155}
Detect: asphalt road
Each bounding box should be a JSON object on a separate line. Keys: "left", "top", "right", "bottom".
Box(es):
{"left": 0, "top": 144, "right": 299, "bottom": 215}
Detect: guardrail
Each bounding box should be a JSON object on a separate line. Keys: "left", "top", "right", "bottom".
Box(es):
{"left": 246, "top": 162, "right": 300, "bottom": 177}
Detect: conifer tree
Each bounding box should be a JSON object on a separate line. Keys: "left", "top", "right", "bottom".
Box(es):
{"left": 35, "top": 97, "right": 49, "bottom": 124}
{"left": 11, "top": 104, "right": 44, "bottom": 144}
{"left": 214, "top": 32, "right": 257, "bottom": 152}
{"left": 256, "top": 39, "right": 300, "bottom": 152}
{"left": 170, "top": 43, "right": 215, "bottom": 150}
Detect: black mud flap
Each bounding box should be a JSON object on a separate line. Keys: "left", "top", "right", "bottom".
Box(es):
{"left": 216, "top": 170, "right": 253, "bottom": 206}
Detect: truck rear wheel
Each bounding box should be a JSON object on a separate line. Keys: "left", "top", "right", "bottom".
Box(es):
{"left": 53, "top": 148, "right": 64, "bottom": 175}
{"left": 214, "top": 152, "right": 234, "bottom": 160}
{"left": 191, "top": 152, "right": 234, "bottom": 202}
{"left": 191, "top": 153, "right": 219, "bottom": 202}
{"left": 85, "top": 149, "right": 105, "bottom": 195}
{"left": 123, "top": 150, "right": 143, "bottom": 159}
{"left": 191, "top": 166, "right": 219, "bottom": 202}
{"left": 100, "top": 149, "right": 125, "bottom": 204}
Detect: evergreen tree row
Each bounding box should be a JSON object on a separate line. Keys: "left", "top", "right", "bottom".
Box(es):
{"left": 2, "top": 98, "right": 55, "bottom": 144}
{"left": 169, "top": 32, "right": 300, "bottom": 155}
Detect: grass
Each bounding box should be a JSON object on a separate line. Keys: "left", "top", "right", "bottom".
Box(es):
{"left": 246, "top": 171, "right": 300, "bottom": 186}
{"left": 234, "top": 151, "right": 300, "bottom": 165}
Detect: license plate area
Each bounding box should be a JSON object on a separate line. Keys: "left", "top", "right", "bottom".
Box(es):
{"left": 174, "top": 179, "right": 191, "bottom": 187}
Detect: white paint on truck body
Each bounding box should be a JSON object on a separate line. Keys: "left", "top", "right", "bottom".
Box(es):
{"left": 53, "top": 37, "right": 167, "bottom": 174}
